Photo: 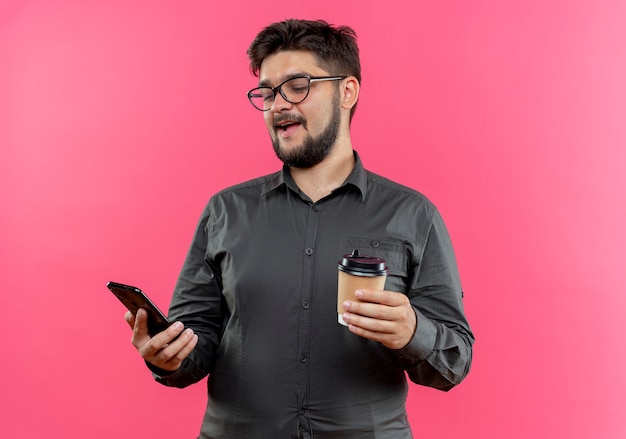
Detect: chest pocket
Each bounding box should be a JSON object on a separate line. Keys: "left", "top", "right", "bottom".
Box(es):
{"left": 344, "top": 238, "right": 409, "bottom": 294}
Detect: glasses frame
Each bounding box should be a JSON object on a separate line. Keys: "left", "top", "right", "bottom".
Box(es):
{"left": 247, "top": 75, "right": 347, "bottom": 111}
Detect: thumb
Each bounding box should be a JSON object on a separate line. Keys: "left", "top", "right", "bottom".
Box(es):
{"left": 124, "top": 310, "right": 136, "bottom": 329}
{"left": 131, "top": 308, "right": 151, "bottom": 347}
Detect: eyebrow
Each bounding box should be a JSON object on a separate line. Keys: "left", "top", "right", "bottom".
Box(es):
{"left": 258, "top": 72, "right": 311, "bottom": 88}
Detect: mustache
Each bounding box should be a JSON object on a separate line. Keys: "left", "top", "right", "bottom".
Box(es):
{"left": 273, "top": 113, "right": 307, "bottom": 128}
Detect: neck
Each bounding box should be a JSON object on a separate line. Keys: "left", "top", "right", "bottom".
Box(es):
{"left": 290, "top": 142, "right": 355, "bottom": 203}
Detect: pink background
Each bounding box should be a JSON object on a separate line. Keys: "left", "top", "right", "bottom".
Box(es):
{"left": 2, "top": 1, "right": 625, "bottom": 437}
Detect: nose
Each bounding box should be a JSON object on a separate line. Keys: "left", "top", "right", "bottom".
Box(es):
{"left": 270, "top": 90, "right": 293, "bottom": 113}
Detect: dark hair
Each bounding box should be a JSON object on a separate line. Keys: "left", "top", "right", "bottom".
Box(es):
{"left": 247, "top": 19, "right": 361, "bottom": 118}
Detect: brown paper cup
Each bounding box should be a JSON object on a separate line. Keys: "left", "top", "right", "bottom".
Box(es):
{"left": 337, "top": 250, "right": 388, "bottom": 327}
{"left": 337, "top": 271, "right": 387, "bottom": 326}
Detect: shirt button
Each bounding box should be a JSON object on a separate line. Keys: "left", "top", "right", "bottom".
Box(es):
{"left": 312, "top": 205, "right": 320, "bottom": 212}
{"left": 299, "top": 408, "right": 306, "bottom": 415}
{"left": 300, "top": 354, "right": 308, "bottom": 363}
{"left": 302, "top": 301, "right": 310, "bottom": 309}
{"left": 371, "top": 240, "right": 380, "bottom": 248}
{"left": 305, "top": 248, "right": 314, "bottom": 255}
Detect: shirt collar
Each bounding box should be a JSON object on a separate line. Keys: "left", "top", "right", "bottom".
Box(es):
{"left": 262, "top": 151, "right": 368, "bottom": 202}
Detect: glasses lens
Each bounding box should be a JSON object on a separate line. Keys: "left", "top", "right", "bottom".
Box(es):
{"left": 248, "top": 88, "right": 274, "bottom": 111}
{"left": 281, "top": 77, "right": 310, "bottom": 104}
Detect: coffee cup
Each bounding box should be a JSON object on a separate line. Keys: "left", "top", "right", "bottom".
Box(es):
{"left": 337, "top": 249, "right": 388, "bottom": 326}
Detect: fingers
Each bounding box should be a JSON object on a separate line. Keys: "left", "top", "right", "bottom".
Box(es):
{"left": 141, "top": 326, "right": 199, "bottom": 372}
{"left": 342, "top": 289, "right": 416, "bottom": 350}
{"left": 127, "top": 308, "right": 198, "bottom": 372}
{"left": 341, "top": 289, "right": 407, "bottom": 323}
{"left": 350, "top": 288, "right": 405, "bottom": 306}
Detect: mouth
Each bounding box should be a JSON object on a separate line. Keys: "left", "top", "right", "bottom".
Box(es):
{"left": 273, "top": 115, "right": 305, "bottom": 137}
{"left": 275, "top": 120, "right": 300, "bottom": 131}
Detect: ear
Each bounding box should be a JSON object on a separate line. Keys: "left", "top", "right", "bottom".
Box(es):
{"left": 340, "top": 76, "right": 360, "bottom": 111}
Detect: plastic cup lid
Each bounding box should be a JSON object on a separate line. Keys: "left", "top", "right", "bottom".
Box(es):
{"left": 337, "top": 249, "right": 388, "bottom": 277}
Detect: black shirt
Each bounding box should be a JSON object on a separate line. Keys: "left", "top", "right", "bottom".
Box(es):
{"left": 153, "top": 152, "right": 474, "bottom": 438}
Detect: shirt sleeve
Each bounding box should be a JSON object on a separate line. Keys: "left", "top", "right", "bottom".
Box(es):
{"left": 149, "top": 201, "right": 226, "bottom": 388}
{"left": 393, "top": 208, "right": 475, "bottom": 391}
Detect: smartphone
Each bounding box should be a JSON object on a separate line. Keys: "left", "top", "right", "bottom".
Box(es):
{"left": 107, "top": 281, "right": 172, "bottom": 337}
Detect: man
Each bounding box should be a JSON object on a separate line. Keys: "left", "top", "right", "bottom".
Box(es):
{"left": 126, "top": 19, "right": 474, "bottom": 438}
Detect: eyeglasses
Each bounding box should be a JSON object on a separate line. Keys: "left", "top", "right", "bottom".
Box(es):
{"left": 247, "top": 75, "right": 346, "bottom": 111}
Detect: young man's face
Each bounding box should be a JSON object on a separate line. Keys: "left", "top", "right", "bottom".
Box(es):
{"left": 258, "top": 50, "right": 342, "bottom": 168}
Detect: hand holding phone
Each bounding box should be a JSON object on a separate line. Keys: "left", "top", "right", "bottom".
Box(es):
{"left": 108, "top": 281, "right": 198, "bottom": 372}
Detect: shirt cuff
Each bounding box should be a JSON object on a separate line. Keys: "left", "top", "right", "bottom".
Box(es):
{"left": 145, "top": 360, "right": 181, "bottom": 379}
{"left": 393, "top": 307, "right": 437, "bottom": 361}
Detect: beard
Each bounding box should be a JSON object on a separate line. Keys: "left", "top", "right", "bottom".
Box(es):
{"left": 271, "top": 93, "right": 341, "bottom": 169}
